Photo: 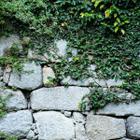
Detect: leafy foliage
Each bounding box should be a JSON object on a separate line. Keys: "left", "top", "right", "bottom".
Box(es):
{"left": 0, "top": 44, "right": 25, "bottom": 73}
{"left": 0, "top": 132, "right": 17, "bottom": 140}
{"left": 80, "top": 88, "right": 121, "bottom": 111}
{"left": 0, "top": 0, "right": 140, "bottom": 110}
{"left": 80, "top": 0, "right": 138, "bottom": 34}
{"left": 0, "top": 96, "right": 7, "bottom": 118}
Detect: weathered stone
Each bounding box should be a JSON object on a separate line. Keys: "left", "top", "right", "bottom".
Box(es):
{"left": 88, "top": 64, "right": 96, "bottom": 71}
{"left": 28, "top": 49, "right": 57, "bottom": 62}
{"left": 86, "top": 113, "right": 126, "bottom": 140}
{"left": 28, "top": 39, "right": 67, "bottom": 62}
{"left": 0, "top": 35, "right": 22, "bottom": 56}
{"left": 43, "top": 66, "right": 56, "bottom": 87}
{"left": 8, "top": 61, "right": 42, "bottom": 90}
{"left": 27, "top": 130, "right": 36, "bottom": 140}
{"left": 33, "top": 111, "right": 75, "bottom": 140}
{"left": 114, "top": 91, "right": 135, "bottom": 100}
{"left": 75, "top": 123, "right": 88, "bottom": 140}
{"left": 73, "top": 112, "right": 85, "bottom": 124}
{"left": 126, "top": 116, "right": 140, "bottom": 139}
{"left": 31, "top": 86, "right": 90, "bottom": 111}
{"left": 0, "top": 82, "right": 5, "bottom": 87}
{"left": 97, "top": 101, "right": 140, "bottom": 116}
{"left": 55, "top": 39, "right": 67, "bottom": 57}
{"left": 64, "top": 111, "right": 72, "bottom": 117}
{"left": 61, "top": 76, "right": 123, "bottom": 87}
{"left": 61, "top": 76, "right": 95, "bottom": 86}
{"left": 3, "top": 66, "right": 12, "bottom": 83}
{"left": 0, "top": 110, "right": 33, "bottom": 137}
{"left": 71, "top": 48, "right": 78, "bottom": 56}
{"left": 0, "top": 89, "right": 27, "bottom": 111}
{"left": 106, "top": 79, "right": 123, "bottom": 87}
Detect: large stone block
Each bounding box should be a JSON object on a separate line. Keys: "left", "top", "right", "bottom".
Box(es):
{"left": 33, "top": 111, "right": 75, "bottom": 140}
{"left": 86, "top": 113, "right": 126, "bottom": 140}
{"left": 31, "top": 86, "right": 90, "bottom": 111}
{"left": 8, "top": 61, "right": 42, "bottom": 90}
{"left": 0, "top": 89, "right": 27, "bottom": 111}
{"left": 0, "top": 110, "right": 33, "bottom": 137}
{"left": 97, "top": 101, "right": 140, "bottom": 116}
{"left": 126, "top": 116, "right": 140, "bottom": 139}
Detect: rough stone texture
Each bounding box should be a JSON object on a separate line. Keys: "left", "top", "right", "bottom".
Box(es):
{"left": 114, "top": 91, "right": 135, "bottom": 100}
{"left": 28, "top": 39, "right": 67, "bottom": 62}
{"left": 0, "top": 34, "right": 22, "bottom": 56}
{"left": 126, "top": 116, "right": 140, "bottom": 139}
{"left": 43, "top": 66, "right": 56, "bottom": 87}
{"left": 31, "top": 86, "right": 90, "bottom": 111}
{"left": 8, "top": 61, "right": 42, "bottom": 90}
{"left": 86, "top": 113, "right": 126, "bottom": 140}
{"left": 0, "top": 110, "right": 33, "bottom": 137}
{"left": 0, "top": 82, "right": 5, "bottom": 87}
{"left": 61, "top": 76, "right": 123, "bottom": 87}
{"left": 0, "top": 89, "right": 27, "bottom": 111}
{"left": 64, "top": 111, "right": 72, "bottom": 117}
{"left": 75, "top": 123, "right": 88, "bottom": 140}
{"left": 33, "top": 111, "right": 75, "bottom": 140}
{"left": 73, "top": 112, "right": 85, "bottom": 124}
{"left": 27, "top": 130, "right": 36, "bottom": 140}
{"left": 97, "top": 101, "right": 140, "bottom": 116}
{"left": 55, "top": 39, "right": 67, "bottom": 57}
{"left": 3, "top": 66, "right": 12, "bottom": 83}
{"left": 28, "top": 49, "right": 57, "bottom": 62}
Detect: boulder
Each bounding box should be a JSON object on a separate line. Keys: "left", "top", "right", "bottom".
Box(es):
{"left": 126, "top": 116, "right": 140, "bottom": 139}
{"left": 97, "top": 101, "right": 140, "bottom": 116}
{"left": 0, "top": 110, "right": 33, "bottom": 137}
{"left": 61, "top": 76, "right": 123, "bottom": 87}
{"left": 86, "top": 113, "right": 126, "bottom": 140}
{"left": 33, "top": 111, "right": 75, "bottom": 140}
{"left": 0, "top": 89, "right": 27, "bottom": 111}
{"left": 8, "top": 61, "right": 42, "bottom": 90}
{"left": 31, "top": 86, "right": 90, "bottom": 111}
{"left": 55, "top": 39, "right": 67, "bottom": 57}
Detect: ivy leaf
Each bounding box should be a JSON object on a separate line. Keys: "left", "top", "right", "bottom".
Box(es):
{"left": 114, "top": 26, "right": 119, "bottom": 33}
{"left": 121, "top": 29, "right": 125, "bottom": 35}
{"left": 105, "top": 9, "right": 110, "bottom": 18}
{"left": 94, "top": 0, "right": 102, "bottom": 8}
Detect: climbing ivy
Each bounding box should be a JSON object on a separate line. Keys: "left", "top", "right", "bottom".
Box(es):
{"left": 80, "top": 88, "right": 121, "bottom": 111}
{"left": 0, "top": 0, "right": 140, "bottom": 110}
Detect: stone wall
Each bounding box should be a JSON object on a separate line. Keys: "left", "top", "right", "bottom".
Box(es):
{"left": 0, "top": 34, "right": 139, "bottom": 140}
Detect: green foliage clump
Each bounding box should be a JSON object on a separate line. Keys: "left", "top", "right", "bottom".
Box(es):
{"left": 80, "top": 0, "right": 138, "bottom": 34}
{"left": 0, "top": 132, "right": 17, "bottom": 140}
{"left": 80, "top": 88, "right": 121, "bottom": 111}
{"left": 0, "top": 0, "right": 140, "bottom": 110}
{"left": 0, "top": 44, "right": 25, "bottom": 73}
{"left": 0, "top": 96, "right": 7, "bottom": 118}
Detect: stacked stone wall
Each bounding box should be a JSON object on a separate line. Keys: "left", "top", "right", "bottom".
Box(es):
{"left": 0, "top": 34, "right": 139, "bottom": 140}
